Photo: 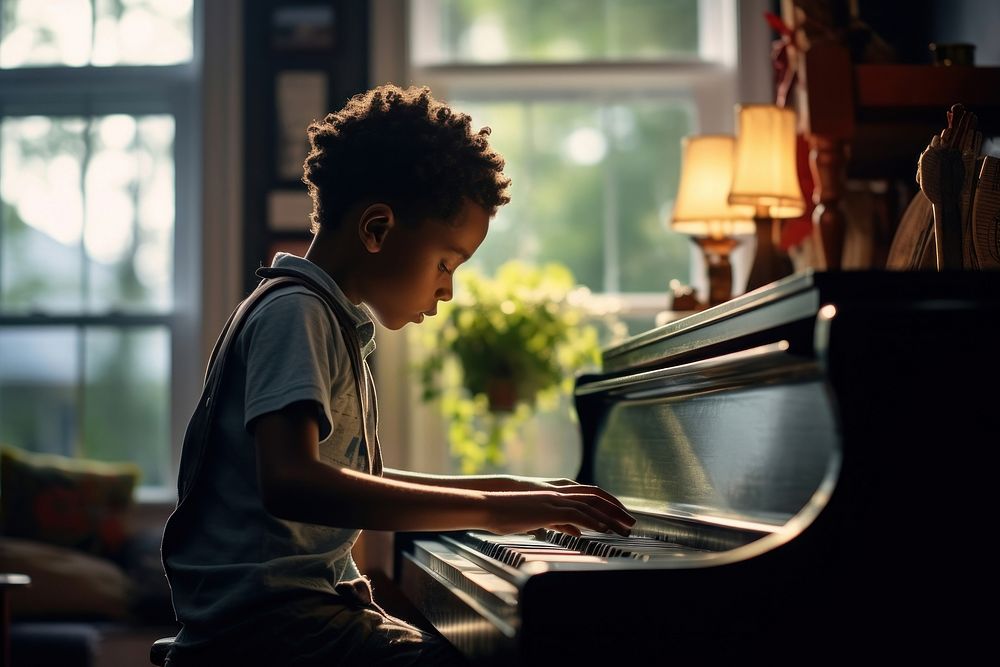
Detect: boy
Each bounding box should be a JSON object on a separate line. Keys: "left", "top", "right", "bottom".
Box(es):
{"left": 160, "top": 84, "right": 634, "bottom": 666}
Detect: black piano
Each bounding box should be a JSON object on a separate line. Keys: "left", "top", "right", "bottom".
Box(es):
{"left": 396, "top": 271, "right": 1000, "bottom": 663}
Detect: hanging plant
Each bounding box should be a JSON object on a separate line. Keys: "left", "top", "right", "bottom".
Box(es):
{"left": 415, "top": 260, "right": 603, "bottom": 473}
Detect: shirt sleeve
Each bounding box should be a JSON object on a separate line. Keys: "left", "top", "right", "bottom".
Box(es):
{"left": 240, "top": 290, "right": 342, "bottom": 441}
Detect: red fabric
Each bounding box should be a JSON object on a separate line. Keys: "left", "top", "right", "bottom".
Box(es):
{"left": 782, "top": 133, "right": 816, "bottom": 249}
{"left": 1, "top": 446, "right": 139, "bottom": 559}
{"left": 766, "top": 11, "right": 815, "bottom": 250}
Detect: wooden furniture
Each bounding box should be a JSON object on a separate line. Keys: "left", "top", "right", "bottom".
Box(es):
{"left": 0, "top": 574, "right": 30, "bottom": 667}
{"left": 149, "top": 636, "right": 172, "bottom": 666}
{"left": 797, "top": 41, "right": 1000, "bottom": 269}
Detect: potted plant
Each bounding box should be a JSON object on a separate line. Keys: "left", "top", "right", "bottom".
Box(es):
{"left": 415, "top": 260, "right": 603, "bottom": 473}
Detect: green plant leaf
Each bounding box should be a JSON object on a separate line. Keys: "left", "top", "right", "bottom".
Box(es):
{"left": 413, "top": 260, "right": 615, "bottom": 473}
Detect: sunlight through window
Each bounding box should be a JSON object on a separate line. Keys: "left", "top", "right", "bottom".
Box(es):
{"left": 0, "top": 0, "right": 193, "bottom": 68}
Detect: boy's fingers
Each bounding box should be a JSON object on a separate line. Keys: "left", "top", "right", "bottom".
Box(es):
{"left": 578, "top": 485, "right": 630, "bottom": 512}
{"left": 550, "top": 482, "right": 630, "bottom": 514}
{"left": 560, "top": 501, "right": 631, "bottom": 536}
{"left": 565, "top": 493, "right": 635, "bottom": 527}
{"left": 565, "top": 508, "right": 612, "bottom": 534}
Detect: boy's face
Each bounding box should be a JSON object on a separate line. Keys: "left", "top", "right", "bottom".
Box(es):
{"left": 364, "top": 198, "right": 489, "bottom": 330}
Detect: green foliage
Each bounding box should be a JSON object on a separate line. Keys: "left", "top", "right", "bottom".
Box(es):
{"left": 454, "top": 99, "right": 693, "bottom": 294}
{"left": 441, "top": 0, "right": 699, "bottom": 62}
{"left": 415, "top": 260, "right": 603, "bottom": 473}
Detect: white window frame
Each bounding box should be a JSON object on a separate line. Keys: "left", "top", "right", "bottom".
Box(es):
{"left": 0, "top": 0, "right": 210, "bottom": 501}
{"left": 404, "top": 0, "right": 773, "bottom": 303}
{"left": 370, "top": 0, "right": 774, "bottom": 474}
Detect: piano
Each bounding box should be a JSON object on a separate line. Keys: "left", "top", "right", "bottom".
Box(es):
{"left": 395, "top": 270, "right": 1000, "bottom": 663}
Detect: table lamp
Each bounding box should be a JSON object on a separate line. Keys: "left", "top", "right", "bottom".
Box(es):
{"left": 671, "top": 134, "right": 756, "bottom": 307}
{"left": 728, "top": 104, "right": 806, "bottom": 292}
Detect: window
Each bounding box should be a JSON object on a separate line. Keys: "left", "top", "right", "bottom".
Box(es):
{"left": 0, "top": 0, "right": 201, "bottom": 494}
{"left": 374, "top": 1, "right": 772, "bottom": 475}
{"left": 409, "top": 0, "right": 769, "bottom": 329}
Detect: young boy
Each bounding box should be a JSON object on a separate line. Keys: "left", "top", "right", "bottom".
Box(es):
{"left": 160, "top": 84, "right": 634, "bottom": 666}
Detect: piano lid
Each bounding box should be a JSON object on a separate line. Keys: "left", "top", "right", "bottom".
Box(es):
{"left": 578, "top": 340, "right": 839, "bottom": 532}
{"left": 600, "top": 269, "right": 1000, "bottom": 373}
{"left": 577, "top": 269, "right": 1000, "bottom": 539}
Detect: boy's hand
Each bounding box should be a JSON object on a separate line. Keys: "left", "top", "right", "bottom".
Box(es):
{"left": 483, "top": 487, "right": 635, "bottom": 538}
{"left": 514, "top": 476, "right": 577, "bottom": 489}
{"left": 501, "top": 476, "right": 630, "bottom": 518}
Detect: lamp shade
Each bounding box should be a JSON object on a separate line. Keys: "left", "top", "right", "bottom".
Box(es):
{"left": 671, "top": 134, "right": 755, "bottom": 238}
{"left": 728, "top": 104, "right": 805, "bottom": 219}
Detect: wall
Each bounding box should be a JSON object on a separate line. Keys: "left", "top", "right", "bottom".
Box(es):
{"left": 932, "top": 0, "right": 1000, "bottom": 66}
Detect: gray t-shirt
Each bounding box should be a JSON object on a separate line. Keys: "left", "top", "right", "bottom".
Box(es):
{"left": 165, "top": 253, "right": 380, "bottom": 649}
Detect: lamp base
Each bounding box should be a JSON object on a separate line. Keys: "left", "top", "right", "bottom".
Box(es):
{"left": 692, "top": 236, "right": 739, "bottom": 307}
{"left": 746, "top": 217, "right": 794, "bottom": 292}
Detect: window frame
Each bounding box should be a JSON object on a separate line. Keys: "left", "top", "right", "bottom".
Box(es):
{"left": 0, "top": 1, "right": 205, "bottom": 499}
{"left": 368, "top": 0, "right": 776, "bottom": 474}
{"left": 405, "top": 0, "right": 774, "bottom": 307}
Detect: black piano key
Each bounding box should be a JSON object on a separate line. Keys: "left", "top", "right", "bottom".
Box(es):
{"left": 458, "top": 529, "right": 708, "bottom": 569}
{"left": 537, "top": 529, "right": 706, "bottom": 560}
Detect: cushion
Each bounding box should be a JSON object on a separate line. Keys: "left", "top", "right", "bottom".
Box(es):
{"left": 0, "top": 445, "right": 141, "bottom": 559}
{"left": 0, "top": 537, "right": 132, "bottom": 620}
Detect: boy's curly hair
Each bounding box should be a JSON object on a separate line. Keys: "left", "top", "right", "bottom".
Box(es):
{"left": 302, "top": 84, "right": 511, "bottom": 233}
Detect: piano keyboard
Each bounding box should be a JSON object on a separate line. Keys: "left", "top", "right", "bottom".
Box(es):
{"left": 459, "top": 528, "right": 708, "bottom": 568}
{"left": 402, "top": 528, "right": 721, "bottom": 661}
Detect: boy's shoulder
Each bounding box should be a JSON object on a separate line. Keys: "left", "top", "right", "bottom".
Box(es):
{"left": 242, "top": 285, "right": 346, "bottom": 343}
{"left": 257, "top": 281, "right": 341, "bottom": 316}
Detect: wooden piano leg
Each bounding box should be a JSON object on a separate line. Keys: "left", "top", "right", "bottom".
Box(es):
{"left": 809, "top": 133, "right": 849, "bottom": 270}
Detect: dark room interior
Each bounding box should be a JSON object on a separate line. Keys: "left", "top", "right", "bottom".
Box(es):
{"left": 1, "top": 1, "right": 998, "bottom": 664}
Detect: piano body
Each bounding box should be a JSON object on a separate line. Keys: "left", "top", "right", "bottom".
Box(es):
{"left": 396, "top": 270, "right": 1000, "bottom": 663}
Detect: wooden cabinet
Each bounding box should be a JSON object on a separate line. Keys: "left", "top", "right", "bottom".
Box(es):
{"left": 794, "top": 24, "right": 1000, "bottom": 269}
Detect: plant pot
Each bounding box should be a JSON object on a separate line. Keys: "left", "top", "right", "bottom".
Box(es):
{"left": 485, "top": 377, "right": 518, "bottom": 412}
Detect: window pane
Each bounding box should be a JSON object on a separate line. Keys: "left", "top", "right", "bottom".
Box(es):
{"left": 419, "top": 0, "right": 699, "bottom": 64}
{"left": 0, "top": 326, "right": 170, "bottom": 487}
{"left": 615, "top": 103, "right": 693, "bottom": 292}
{"left": 83, "top": 327, "right": 170, "bottom": 487}
{"left": 86, "top": 115, "right": 175, "bottom": 312}
{"left": 1, "top": 114, "right": 175, "bottom": 313}
{"left": 0, "top": 327, "right": 80, "bottom": 457}
{"left": 1, "top": 117, "right": 86, "bottom": 311}
{"left": 455, "top": 97, "right": 694, "bottom": 293}
{"left": 0, "top": 0, "right": 193, "bottom": 68}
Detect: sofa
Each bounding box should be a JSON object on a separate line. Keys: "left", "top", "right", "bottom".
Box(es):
{"left": 1, "top": 446, "right": 179, "bottom": 667}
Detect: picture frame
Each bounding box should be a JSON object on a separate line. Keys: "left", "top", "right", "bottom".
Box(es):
{"left": 274, "top": 70, "right": 328, "bottom": 183}
{"left": 271, "top": 4, "right": 336, "bottom": 51}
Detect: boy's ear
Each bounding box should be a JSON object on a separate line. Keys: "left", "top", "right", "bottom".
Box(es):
{"left": 358, "top": 203, "right": 396, "bottom": 253}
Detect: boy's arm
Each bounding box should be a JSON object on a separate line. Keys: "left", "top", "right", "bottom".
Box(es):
{"left": 254, "top": 401, "right": 634, "bottom": 536}
{"left": 382, "top": 468, "right": 625, "bottom": 507}
{"left": 382, "top": 468, "right": 561, "bottom": 491}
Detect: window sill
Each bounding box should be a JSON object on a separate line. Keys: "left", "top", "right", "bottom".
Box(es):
{"left": 136, "top": 486, "right": 177, "bottom": 506}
